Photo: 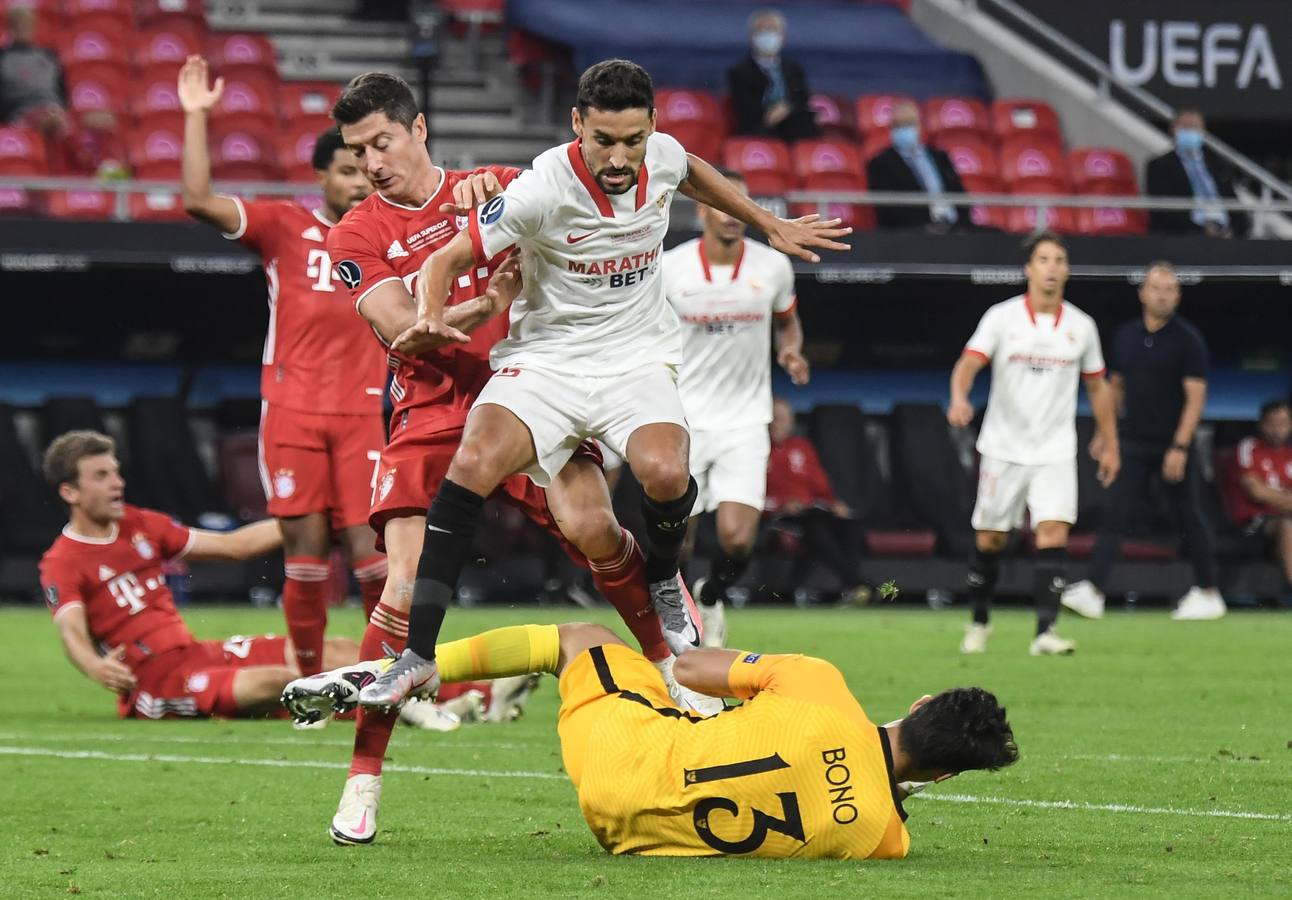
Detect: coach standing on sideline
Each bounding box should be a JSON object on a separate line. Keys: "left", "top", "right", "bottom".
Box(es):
{"left": 1062, "top": 262, "right": 1226, "bottom": 621}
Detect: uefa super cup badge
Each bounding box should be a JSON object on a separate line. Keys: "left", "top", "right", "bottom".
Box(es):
{"left": 274, "top": 469, "right": 296, "bottom": 499}
{"left": 133, "top": 534, "right": 156, "bottom": 560}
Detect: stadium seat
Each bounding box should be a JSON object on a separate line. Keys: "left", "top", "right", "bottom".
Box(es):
{"left": 65, "top": 61, "right": 130, "bottom": 117}
{"left": 210, "top": 124, "right": 279, "bottom": 180}
{"left": 128, "top": 113, "right": 184, "bottom": 179}
{"left": 808, "top": 93, "right": 856, "bottom": 140}
{"left": 1074, "top": 184, "right": 1147, "bottom": 236}
{"left": 723, "top": 137, "right": 794, "bottom": 196}
{"left": 40, "top": 396, "right": 107, "bottom": 447}
{"left": 46, "top": 189, "right": 116, "bottom": 220}
{"left": 997, "top": 135, "right": 1067, "bottom": 186}
{"left": 278, "top": 116, "right": 334, "bottom": 181}
{"left": 0, "top": 403, "right": 64, "bottom": 555}
{"left": 991, "top": 98, "right": 1062, "bottom": 142}
{"left": 127, "top": 397, "right": 228, "bottom": 524}
{"left": 888, "top": 403, "right": 975, "bottom": 553}
{"left": 132, "top": 21, "right": 206, "bottom": 68}
{"left": 1068, "top": 147, "right": 1137, "bottom": 193}
{"left": 790, "top": 141, "right": 873, "bottom": 230}
{"left": 217, "top": 431, "right": 268, "bottom": 521}
{"left": 210, "top": 71, "right": 279, "bottom": 131}
{"left": 859, "top": 129, "right": 892, "bottom": 163}
{"left": 64, "top": 0, "right": 132, "bottom": 25}
{"left": 923, "top": 95, "right": 990, "bottom": 143}
{"left": 854, "top": 93, "right": 912, "bottom": 135}
{"left": 57, "top": 17, "right": 130, "bottom": 66}
{"left": 959, "top": 173, "right": 1007, "bottom": 231}
{"left": 133, "top": 65, "right": 183, "bottom": 118}
{"left": 655, "top": 89, "right": 726, "bottom": 163}
{"left": 278, "top": 81, "right": 343, "bottom": 123}
{"left": 0, "top": 186, "right": 36, "bottom": 216}
{"left": 136, "top": 0, "right": 206, "bottom": 27}
{"left": 935, "top": 133, "right": 998, "bottom": 179}
{"left": 0, "top": 125, "right": 48, "bottom": 174}
{"left": 128, "top": 189, "right": 186, "bottom": 221}
{"left": 1005, "top": 178, "right": 1078, "bottom": 234}
{"left": 206, "top": 32, "right": 278, "bottom": 77}
{"left": 792, "top": 139, "right": 864, "bottom": 180}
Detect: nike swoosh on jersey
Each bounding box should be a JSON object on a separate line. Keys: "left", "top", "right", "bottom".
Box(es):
{"left": 566, "top": 231, "right": 600, "bottom": 244}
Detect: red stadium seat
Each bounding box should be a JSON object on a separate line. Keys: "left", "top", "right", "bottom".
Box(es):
{"left": 808, "top": 93, "right": 856, "bottom": 140}
{"left": 136, "top": 0, "right": 206, "bottom": 27}
{"left": 64, "top": 61, "right": 130, "bottom": 117}
{"left": 792, "top": 139, "right": 864, "bottom": 180}
{"left": 128, "top": 189, "right": 187, "bottom": 221}
{"left": 859, "top": 129, "right": 890, "bottom": 162}
{"left": 217, "top": 432, "right": 268, "bottom": 520}
{"left": 991, "top": 98, "right": 1062, "bottom": 142}
{"left": 655, "top": 89, "right": 726, "bottom": 162}
{"left": 46, "top": 189, "right": 115, "bottom": 220}
{"left": 1068, "top": 147, "right": 1137, "bottom": 192}
{"left": 723, "top": 137, "right": 794, "bottom": 195}
{"left": 210, "top": 71, "right": 279, "bottom": 131}
{"left": 0, "top": 186, "right": 37, "bottom": 215}
{"left": 210, "top": 124, "right": 278, "bottom": 180}
{"left": 128, "top": 113, "right": 183, "bottom": 178}
{"left": 1005, "top": 178, "right": 1077, "bottom": 234}
{"left": 792, "top": 172, "right": 874, "bottom": 232}
{"left": 854, "top": 93, "right": 912, "bottom": 135}
{"left": 278, "top": 81, "right": 343, "bottom": 123}
{"left": 207, "top": 32, "right": 277, "bottom": 76}
{"left": 133, "top": 65, "right": 183, "bottom": 118}
{"left": 64, "top": 0, "right": 132, "bottom": 25}
{"left": 959, "top": 173, "right": 1006, "bottom": 231}
{"left": 58, "top": 19, "right": 130, "bottom": 65}
{"left": 278, "top": 116, "right": 335, "bottom": 181}
{"left": 923, "top": 96, "right": 990, "bottom": 143}
{"left": 0, "top": 125, "right": 48, "bottom": 174}
{"left": 998, "top": 135, "right": 1067, "bottom": 186}
{"left": 1074, "top": 182, "right": 1147, "bottom": 236}
{"left": 935, "top": 133, "right": 998, "bottom": 179}
{"left": 132, "top": 21, "right": 206, "bottom": 68}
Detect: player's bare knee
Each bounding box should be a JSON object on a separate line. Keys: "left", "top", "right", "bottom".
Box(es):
{"left": 280, "top": 514, "right": 330, "bottom": 558}
{"left": 976, "top": 530, "right": 1009, "bottom": 553}
{"left": 718, "top": 524, "right": 757, "bottom": 557}
{"left": 635, "top": 455, "right": 690, "bottom": 501}
{"left": 565, "top": 507, "right": 622, "bottom": 559}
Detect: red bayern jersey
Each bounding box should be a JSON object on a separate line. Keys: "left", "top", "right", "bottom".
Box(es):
{"left": 326, "top": 166, "right": 521, "bottom": 435}
{"left": 39, "top": 505, "right": 197, "bottom": 666}
{"left": 1231, "top": 436, "right": 1292, "bottom": 521}
{"left": 226, "top": 199, "right": 388, "bottom": 416}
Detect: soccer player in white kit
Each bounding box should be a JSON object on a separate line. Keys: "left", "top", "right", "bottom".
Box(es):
{"left": 947, "top": 232, "right": 1120, "bottom": 656}
{"left": 663, "top": 169, "right": 808, "bottom": 647}
{"left": 359, "top": 59, "right": 851, "bottom": 706}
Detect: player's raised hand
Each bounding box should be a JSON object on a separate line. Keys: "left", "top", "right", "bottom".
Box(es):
{"left": 777, "top": 347, "right": 810, "bottom": 385}
{"left": 94, "top": 645, "right": 137, "bottom": 694}
{"left": 440, "top": 171, "right": 503, "bottom": 215}
{"left": 392, "top": 316, "right": 471, "bottom": 355}
{"left": 177, "top": 55, "right": 224, "bottom": 113}
{"left": 765, "top": 213, "right": 851, "bottom": 264}
{"left": 947, "top": 397, "right": 974, "bottom": 428}
{"left": 484, "top": 255, "right": 524, "bottom": 313}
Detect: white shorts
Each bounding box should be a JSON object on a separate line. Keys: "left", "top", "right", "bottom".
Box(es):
{"left": 971, "top": 455, "right": 1077, "bottom": 532}
{"left": 690, "top": 424, "right": 770, "bottom": 514}
{"left": 473, "top": 363, "right": 688, "bottom": 487}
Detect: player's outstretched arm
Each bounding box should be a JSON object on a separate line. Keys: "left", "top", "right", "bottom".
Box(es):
{"left": 947, "top": 353, "right": 985, "bottom": 427}
{"left": 672, "top": 648, "right": 743, "bottom": 697}
{"left": 186, "top": 518, "right": 282, "bottom": 562}
{"left": 177, "top": 55, "right": 241, "bottom": 233}
{"left": 55, "top": 606, "right": 137, "bottom": 693}
{"left": 679, "top": 153, "right": 851, "bottom": 263}
{"left": 392, "top": 231, "right": 477, "bottom": 354}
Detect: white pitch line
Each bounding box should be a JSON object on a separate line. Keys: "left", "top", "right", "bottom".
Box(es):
{"left": 1062, "top": 752, "right": 1269, "bottom": 765}
{"left": 0, "top": 730, "right": 532, "bottom": 751}
{"left": 0, "top": 745, "right": 565, "bottom": 780}
{"left": 3, "top": 744, "right": 1287, "bottom": 824}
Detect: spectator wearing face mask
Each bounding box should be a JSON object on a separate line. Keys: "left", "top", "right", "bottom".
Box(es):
{"left": 1145, "top": 108, "right": 1246, "bottom": 237}
{"left": 865, "top": 100, "right": 966, "bottom": 232}
{"left": 727, "top": 9, "right": 819, "bottom": 144}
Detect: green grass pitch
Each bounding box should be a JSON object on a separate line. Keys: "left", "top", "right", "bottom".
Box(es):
{"left": 1, "top": 604, "right": 1288, "bottom": 898}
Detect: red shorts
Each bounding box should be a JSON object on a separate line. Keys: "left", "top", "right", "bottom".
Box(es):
{"left": 369, "top": 421, "right": 598, "bottom": 564}
{"left": 259, "top": 402, "right": 385, "bottom": 530}
{"left": 120, "top": 634, "right": 289, "bottom": 720}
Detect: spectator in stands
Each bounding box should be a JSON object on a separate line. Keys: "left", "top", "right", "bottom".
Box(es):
{"left": 866, "top": 100, "right": 966, "bottom": 232}
{"left": 1146, "top": 108, "right": 1245, "bottom": 238}
{"left": 1230, "top": 400, "right": 1292, "bottom": 591}
{"left": 1062, "top": 261, "right": 1226, "bottom": 621}
{"left": 764, "top": 397, "right": 864, "bottom": 602}
{"left": 0, "top": 6, "right": 121, "bottom": 175}
{"left": 727, "top": 9, "right": 818, "bottom": 144}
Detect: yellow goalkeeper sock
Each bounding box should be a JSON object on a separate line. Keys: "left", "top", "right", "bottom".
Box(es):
{"left": 435, "top": 624, "right": 560, "bottom": 683}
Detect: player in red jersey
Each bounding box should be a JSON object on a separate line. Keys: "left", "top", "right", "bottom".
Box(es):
{"left": 1230, "top": 400, "right": 1292, "bottom": 587}
{"left": 37, "top": 430, "right": 360, "bottom": 720}
{"left": 178, "top": 56, "right": 390, "bottom": 679}
{"left": 299, "top": 72, "right": 705, "bottom": 845}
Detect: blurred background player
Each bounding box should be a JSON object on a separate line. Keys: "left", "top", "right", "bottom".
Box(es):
{"left": 1062, "top": 263, "right": 1224, "bottom": 621}
{"left": 1230, "top": 401, "right": 1292, "bottom": 595}
{"left": 948, "top": 233, "right": 1120, "bottom": 656}
{"left": 290, "top": 619, "right": 1018, "bottom": 858}
{"left": 177, "top": 56, "right": 390, "bottom": 680}
{"left": 363, "top": 58, "right": 848, "bottom": 713}
{"left": 322, "top": 70, "right": 713, "bottom": 846}
{"left": 664, "top": 169, "right": 808, "bottom": 646}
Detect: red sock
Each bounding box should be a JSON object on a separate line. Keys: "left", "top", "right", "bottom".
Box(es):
{"left": 283, "top": 556, "right": 329, "bottom": 676}
{"left": 349, "top": 601, "right": 408, "bottom": 777}
{"left": 590, "top": 529, "right": 670, "bottom": 662}
{"left": 352, "top": 554, "right": 388, "bottom": 621}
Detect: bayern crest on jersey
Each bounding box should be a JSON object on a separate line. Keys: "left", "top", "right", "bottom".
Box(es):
{"left": 274, "top": 468, "right": 296, "bottom": 499}
{"left": 185, "top": 671, "right": 210, "bottom": 694}
{"left": 133, "top": 533, "right": 156, "bottom": 560}
{"left": 378, "top": 468, "right": 396, "bottom": 502}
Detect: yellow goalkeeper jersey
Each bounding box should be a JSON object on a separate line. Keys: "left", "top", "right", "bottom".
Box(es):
{"left": 562, "top": 646, "right": 909, "bottom": 860}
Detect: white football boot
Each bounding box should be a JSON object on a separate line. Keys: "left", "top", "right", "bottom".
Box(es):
{"left": 649, "top": 572, "right": 704, "bottom": 656}
{"left": 282, "top": 659, "right": 387, "bottom": 725}
{"left": 330, "top": 774, "right": 381, "bottom": 846}
{"left": 653, "top": 655, "right": 725, "bottom": 717}
{"left": 691, "top": 577, "right": 728, "bottom": 649}
{"left": 482, "top": 674, "right": 541, "bottom": 723}
{"left": 358, "top": 649, "right": 440, "bottom": 708}
{"left": 1029, "top": 628, "right": 1076, "bottom": 656}
{"left": 1171, "top": 586, "right": 1227, "bottom": 620}
{"left": 960, "top": 623, "right": 991, "bottom": 654}
{"left": 397, "top": 697, "right": 461, "bottom": 732}
{"left": 1061, "top": 580, "right": 1106, "bottom": 619}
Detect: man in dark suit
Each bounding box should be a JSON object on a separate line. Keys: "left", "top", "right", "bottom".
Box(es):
{"left": 866, "top": 100, "right": 966, "bottom": 231}
{"left": 726, "top": 9, "right": 818, "bottom": 144}
{"left": 1145, "top": 108, "right": 1245, "bottom": 237}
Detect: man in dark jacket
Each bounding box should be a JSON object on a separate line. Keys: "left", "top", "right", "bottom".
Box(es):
{"left": 726, "top": 9, "right": 818, "bottom": 144}
{"left": 866, "top": 100, "right": 966, "bottom": 231}
{"left": 1145, "top": 108, "right": 1245, "bottom": 237}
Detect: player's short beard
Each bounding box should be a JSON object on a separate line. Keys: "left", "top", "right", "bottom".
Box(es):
{"left": 597, "top": 168, "right": 636, "bottom": 194}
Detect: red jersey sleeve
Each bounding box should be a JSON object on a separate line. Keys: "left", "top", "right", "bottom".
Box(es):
{"left": 224, "top": 197, "right": 290, "bottom": 254}
{"left": 327, "top": 217, "right": 405, "bottom": 314}
{"left": 39, "top": 553, "right": 86, "bottom": 622}
{"left": 136, "top": 508, "right": 196, "bottom": 560}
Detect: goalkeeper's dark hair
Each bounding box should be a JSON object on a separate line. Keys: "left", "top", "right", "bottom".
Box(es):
{"left": 332, "top": 72, "right": 419, "bottom": 130}
{"left": 1023, "top": 230, "right": 1066, "bottom": 262}
{"left": 311, "top": 127, "right": 348, "bottom": 171}
{"left": 898, "top": 687, "right": 1018, "bottom": 774}
{"left": 576, "top": 59, "right": 654, "bottom": 117}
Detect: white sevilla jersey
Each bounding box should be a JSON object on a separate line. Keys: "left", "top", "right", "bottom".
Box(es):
{"left": 664, "top": 237, "right": 796, "bottom": 430}
{"left": 468, "top": 132, "right": 690, "bottom": 376}
{"left": 964, "top": 294, "right": 1106, "bottom": 465}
